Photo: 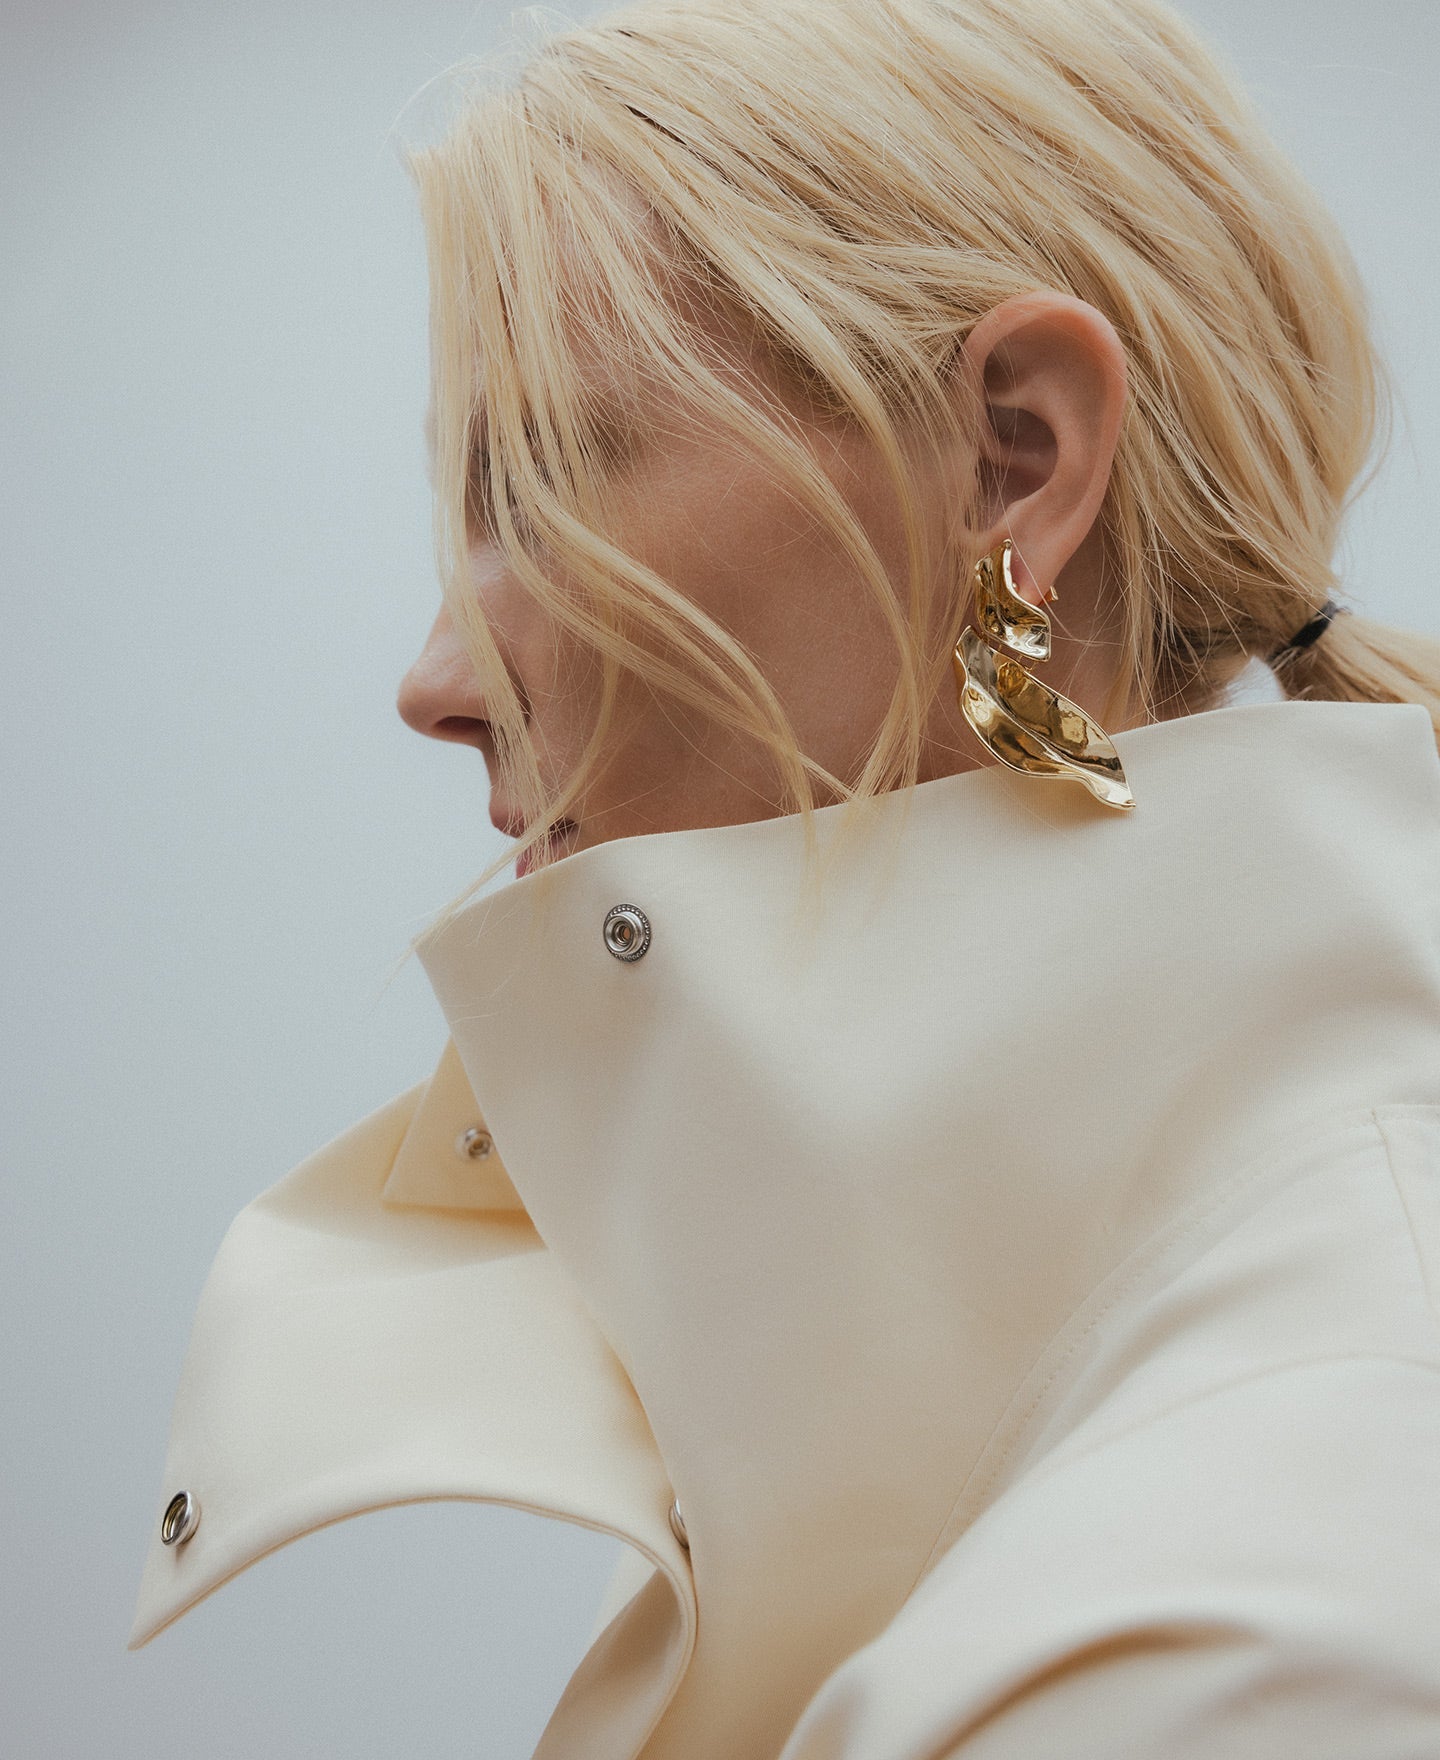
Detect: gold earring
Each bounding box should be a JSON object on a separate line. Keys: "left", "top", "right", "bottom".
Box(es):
{"left": 952, "top": 539, "right": 1135, "bottom": 811}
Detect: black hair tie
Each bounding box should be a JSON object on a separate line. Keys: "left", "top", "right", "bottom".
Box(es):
{"left": 1269, "top": 598, "right": 1349, "bottom": 665}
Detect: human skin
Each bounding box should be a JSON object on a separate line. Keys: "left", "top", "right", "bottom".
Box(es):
{"left": 397, "top": 284, "right": 1134, "bottom": 871}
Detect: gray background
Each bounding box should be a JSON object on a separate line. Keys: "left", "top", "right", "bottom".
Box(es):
{"left": 4, "top": 2, "right": 1438, "bottom": 1754}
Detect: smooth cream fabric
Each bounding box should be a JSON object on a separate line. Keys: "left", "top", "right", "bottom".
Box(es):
{"left": 132, "top": 699, "right": 1440, "bottom": 1759}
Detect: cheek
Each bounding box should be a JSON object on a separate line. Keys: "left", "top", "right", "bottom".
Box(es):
{"left": 524, "top": 632, "right": 605, "bottom": 778}
{"left": 524, "top": 415, "right": 919, "bottom": 819}
{"left": 598, "top": 448, "right": 903, "bottom": 785}
{"left": 620, "top": 449, "right": 819, "bottom": 641}
{"left": 655, "top": 447, "right": 905, "bottom": 696}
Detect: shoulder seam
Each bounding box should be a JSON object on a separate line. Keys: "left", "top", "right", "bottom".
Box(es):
{"left": 1372, "top": 1106, "right": 1440, "bottom": 1336}
{"left": 999, "top": 1349, "right": 1440, "bottom": 1499}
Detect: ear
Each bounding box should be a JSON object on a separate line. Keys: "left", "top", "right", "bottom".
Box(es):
{"left": 957, "top": 291, "right": 1128, "bottom": 609}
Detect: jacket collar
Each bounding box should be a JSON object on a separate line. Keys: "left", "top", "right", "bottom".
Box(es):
{"left": 414, "top": 697, "right": 1440, "bottom": 1759}
{"left": 382, "top": 1035, "right": 526, "bottom": 1212}
{"left": 132, "top": 698, "right": 1440, "bottom": 1760}
{"left": 131, "top": 1060, "right": 696, "bottom": 1760}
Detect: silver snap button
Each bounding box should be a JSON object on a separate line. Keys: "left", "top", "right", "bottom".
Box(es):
{"left": 668, "top": 1498, "right": 689, "bottom": 1550}
{"left": 455, "top": 1126, "right": 493, "bottom": 1161}
{"left": 603, "top": 904, "right": 651, "bottom": 962}
{"left": 161, "top": 1490, "right": 200, "bottom": 1547}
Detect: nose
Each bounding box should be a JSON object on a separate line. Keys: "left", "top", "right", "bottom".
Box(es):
{"left": 396, "top": 603, "right": 490, "bottom": 746}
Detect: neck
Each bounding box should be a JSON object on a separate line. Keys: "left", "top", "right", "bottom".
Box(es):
{"left": 418, "top": 698, "right": 1440, "bottom": 1760}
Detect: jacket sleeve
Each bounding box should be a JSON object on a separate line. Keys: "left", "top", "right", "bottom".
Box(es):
{"left": 781, "top": 1353, "right": 1440, "bottom": 1760}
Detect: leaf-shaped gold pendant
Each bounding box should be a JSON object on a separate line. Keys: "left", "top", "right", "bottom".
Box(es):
{"left": 953, "top": 624, "right": 1135, "bottom": 811}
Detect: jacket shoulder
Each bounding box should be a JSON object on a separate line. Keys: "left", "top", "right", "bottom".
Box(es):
{"left": 780, "top": 1109, "right": 1440, "bottom": 1757}
{"left": 784, "top": 1352, "right": 1440, "bottom": 1758}
{"left": 933, "top": 1103, "right": 1440, "bottom": 1556}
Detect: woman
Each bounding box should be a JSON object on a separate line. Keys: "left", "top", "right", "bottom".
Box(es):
{"left": 132, "top": 0, "right": 1440, "bottom": 1754}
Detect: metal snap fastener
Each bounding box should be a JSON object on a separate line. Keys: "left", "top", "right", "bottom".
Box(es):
{"left": 161, "top": 1491, "right": 200, "bottom": 1547}
{"left": 456, "top": 1126, "right": 493, "bottom": 1162}
{"left": 668, "top": 1498, "right": 689, "bottom": 1550}
{"left": 603, "top": 903, "right": 651, "bottom": 962}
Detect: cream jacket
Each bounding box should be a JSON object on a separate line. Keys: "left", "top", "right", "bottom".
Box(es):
{"left": 131, "top": 699, "right": 1440, "bottom": 1759}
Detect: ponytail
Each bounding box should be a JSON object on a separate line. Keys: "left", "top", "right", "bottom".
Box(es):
{"left": 1277, "top": 613, "right": 1440, "bottom": 745}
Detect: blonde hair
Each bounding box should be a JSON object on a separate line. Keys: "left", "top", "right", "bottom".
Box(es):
{"left": 407, "top": 0, "right": 1440, "bottom": 910}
